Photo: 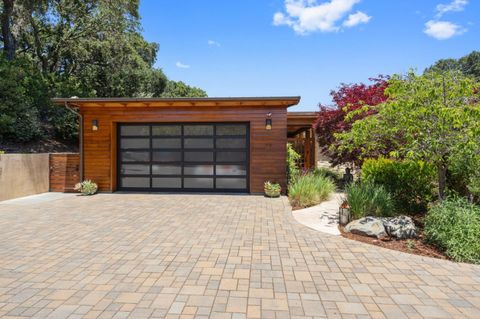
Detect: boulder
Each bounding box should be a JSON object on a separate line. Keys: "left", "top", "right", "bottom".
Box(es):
{"left": 382, "top": 216, "right": 417, "bottom": 239}
{"left": 345, "top": 217, "right": 387, "bottom": 238}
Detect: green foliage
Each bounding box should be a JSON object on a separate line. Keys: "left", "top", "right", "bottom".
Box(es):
{"left": 288, "top": 173, "right": 335, "bottom": 208}
{"left": 467, "top": 174, "right": 480, "bottom": 203}
{"left": 424, "top": 197, "right": 480, "bottom": 264}
{"left": 313, "top": 167, "right": 341, "bottom": 181}
{"left": 74, "top": 180, "right": 98, "bottom": 196}
{"left": 448, "top": 146, "right": 480, "bottom": 202}
{"left": 286, "top": 143, "right": 301, "bottom": 184}
{"left": 336, "top": 70, "right": 480, "bottom": 200}
{"left": 161, "top": 80, "right": 208, "bottom": 98}
{"left": 0, "top": 56, "right": 43, "bottom": 141}
{"left": 406, "top": 239, "right": 416, "bottom": 252}
{"left": 362, "top": 158, "right": 436, "bottom": 213}
{"left": 264, "top": 181, "right": 281, "bottom": 198}
{"left": 0, "top": 0, "right": 207, "bottom": 144}
{"left": 47, "top": 107, "right": 79, "bottom": 142}
{"left": 426, "top": 51, "right": 480, "bottom": 80}
{"left": 346, "top": 181, "right": 394, "bottom": 219}
{"left": 58, "top": 33, "right": 168, "bottom": 98}
{"left": 313, "top": 167, "right": 343, "bottom": 187}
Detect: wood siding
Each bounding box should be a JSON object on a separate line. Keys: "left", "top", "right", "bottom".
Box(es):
{"left": 49, "top": 153, "right": 80, "bottom": 192}
{"left": 80, "top": 106, "right": 288, "bottom": 193}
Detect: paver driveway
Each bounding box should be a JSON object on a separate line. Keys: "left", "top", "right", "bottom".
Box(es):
{"left": 0, "top": 194, "right": 479, "bottom": 319}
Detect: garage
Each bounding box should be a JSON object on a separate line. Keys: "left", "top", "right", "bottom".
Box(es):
{"left": 118, "top": 123, "right": 249, "bottom": 192}
{"left": 53, "top": 97, "right": 300, "bottom": 194}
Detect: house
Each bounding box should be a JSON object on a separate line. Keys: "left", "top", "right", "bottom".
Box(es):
{"left": 53, "top": 97, "right": 319, "bottom": 194}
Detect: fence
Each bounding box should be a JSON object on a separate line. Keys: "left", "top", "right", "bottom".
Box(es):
{"left": 49, "top": 153, "right": 80, "bottom": 192}
{"left": 0, "top": 153, "right": 80, "bottom": 201}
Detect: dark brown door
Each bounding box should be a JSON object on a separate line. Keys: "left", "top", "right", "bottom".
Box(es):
{"left": 117, "top": 123, "right": 249, "bottom": 192}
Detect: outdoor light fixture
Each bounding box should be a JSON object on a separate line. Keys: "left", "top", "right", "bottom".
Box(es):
{"left": 339, "top": 200, "right": 351, "bottom": 226}
{"left": 92, "top": 119, "right": 99, "bottom": 131}
{"left": 266, "top": 112, "right": 272, "bottom": 130}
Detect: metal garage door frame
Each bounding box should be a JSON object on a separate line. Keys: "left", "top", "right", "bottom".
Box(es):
{"left": 117, "top": 122, "right": 250, "bottom": 193}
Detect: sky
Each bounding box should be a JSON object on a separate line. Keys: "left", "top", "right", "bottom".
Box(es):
{"left": 139, "top": 0, "right": 479, "bottom": 111}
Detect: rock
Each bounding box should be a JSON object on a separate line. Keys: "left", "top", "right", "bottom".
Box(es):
{"left": 345, "top": 217, "right": 387, "bottom": 238}
{"left": 382, "top": 216, "right": 417, "bottom": 239}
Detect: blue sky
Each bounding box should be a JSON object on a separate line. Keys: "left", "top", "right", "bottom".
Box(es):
{"left": 139, "top": 0, "right": 479, "bottom": 111}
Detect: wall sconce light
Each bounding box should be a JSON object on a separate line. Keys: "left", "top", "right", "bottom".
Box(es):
{"left": 266, "top": 112, "right": 272, "bottom": 130}
{"left": 92, "top": 119, "right": 99, "bottom": 131}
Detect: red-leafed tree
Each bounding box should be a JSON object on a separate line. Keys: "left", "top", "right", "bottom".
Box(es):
{"left": 314, "top": 76, "right": 389, "bottom": 166}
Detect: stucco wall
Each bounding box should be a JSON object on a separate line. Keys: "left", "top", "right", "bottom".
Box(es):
{"left": 0, "top": 154, "right": 50, "bottom": 201}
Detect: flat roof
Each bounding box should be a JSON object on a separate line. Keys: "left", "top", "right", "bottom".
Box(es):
{"left": 287, "top": 112, "right": 318, "bottom": 118}
{"left": 287, "top": 112, "right": 318, "bottom": 135}
{"left": 52, "top": 96, "right": 301, "bottom": 108}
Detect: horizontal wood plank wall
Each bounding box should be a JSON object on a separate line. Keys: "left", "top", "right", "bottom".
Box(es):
{"left": 80, "top": 106, "right": 288, "bottom": 193}
{"left": 49, "top": 153, "right": 80, "bottom": 192}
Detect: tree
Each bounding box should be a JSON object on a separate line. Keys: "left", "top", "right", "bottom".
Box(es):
{"left": 12, "top": 0, "right": 167, "bottom": 98}
{"left": 161, "top": 80, "right": 207, "bottom": 98}
{"left": 0, "top": 55, "right": 43, "bottom": 141}
{"left": 313, "top": 76, "right": 388, "bottom": 166}
{"left": 0, "top": 0, "right": 207, "bottom": 145}
{"left": 427, "top": 51, "right": 480, "bottom": 80}
{"left": 1, "top": 0, "right": 15, "bottom": 60}
{"left": 336, "top": 70, "right": 480, "bottom": 200}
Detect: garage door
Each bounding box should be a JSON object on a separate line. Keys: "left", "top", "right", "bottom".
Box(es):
{"left": 118, "top": 123, "right": 249, "bottom": 192}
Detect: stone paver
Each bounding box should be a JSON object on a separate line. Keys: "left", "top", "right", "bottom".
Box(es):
{"left": 0, "top": 193, "right": 479, "bottom": 318}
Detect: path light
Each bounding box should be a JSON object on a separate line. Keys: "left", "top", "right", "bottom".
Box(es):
{"left": 266, "top": 112, "right": 272, "bottom": 130}
{"left": 339, "top": 200, "right": 351, "bottom": 226}
{"left": 91, "top": 119, "right": 99, "bottom": 131}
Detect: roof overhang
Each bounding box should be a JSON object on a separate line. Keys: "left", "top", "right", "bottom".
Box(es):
{"left": 52, "top": 96, "right": 301, "bottom": 108}
{"left": 287, "top": 112, "right": 318, "bottom": 136}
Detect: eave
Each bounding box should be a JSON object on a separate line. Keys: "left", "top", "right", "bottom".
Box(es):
{"left": 52, "top": 96, "right": 301, "bottom": 108}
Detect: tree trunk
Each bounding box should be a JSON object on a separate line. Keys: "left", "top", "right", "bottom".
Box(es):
{"left": 29, "top": 14, "right": 48, "bottom": 74}
{"left": 1, "top": 0, "right": 15, "bottom": 60}
{"left": 438, "top": 164, "right": 447, "bottom": 201}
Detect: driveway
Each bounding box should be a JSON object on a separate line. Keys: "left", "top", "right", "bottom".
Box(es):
{"left": 0, "top": 194, "right": 479, "bottom": 318}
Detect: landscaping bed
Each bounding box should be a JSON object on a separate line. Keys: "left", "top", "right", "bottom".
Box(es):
{"left": 339, "top": 186, "right": 480, "bottom": 264}
{"left": 339, "top": 225, "right": 447, "bottom": 260}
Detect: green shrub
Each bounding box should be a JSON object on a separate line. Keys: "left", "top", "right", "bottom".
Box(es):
{"left": 287, "top": 143, "right": 301, "bottom": 184}
{"left": 346, "top": 181, "right": 394, "bottom": 219}
{"left": 288, "top": 173, "right": 335, "bottom": 208}
{"left": 314, "top": 167, "right": 343, "bottom": 188}
{"left": 467, "top": 174, "right": 480, "bottom": 203}
{"left": 449, "top": 152, "right": 480, "bottom": 203}
{"left": 362, "top": 158, "right": 435, "bottom": 213}
{"left": 74, "top": 180, "right": 98, "bottom": 196}
{"left": 444, "top": 152, "right": 470, "bottom": 198}
{"left": 424, "top": 198, "right": 480, "bottom": 264}
{"left": 48, "top": 106, "right": 79, "bottom": 142}
{"left": 264, "top": 181, "right": 281, "bottom": 198}
{"left": 0, "top": 56, "right": 43, "bottom": 142}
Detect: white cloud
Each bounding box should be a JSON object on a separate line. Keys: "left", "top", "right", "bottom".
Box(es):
{"left": 424, "top": 20, "right": 465, "bottom": 40}
{"left": 343, "top": 11, "right": 371, "bottom": 27}
{"left": 436, "top": 0, "right": 468, "bottom": 17}
{"left": 208, "top": 40, "right": 221, "bottom": 47}
{"left": 273, "top": 12, "right": 293, "bottom": 27}
{"left": 273, "top": 0, "right": 370, "bottom": 34}
{"left": 175, "top": 61, "right": 190, "bottom": 69}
